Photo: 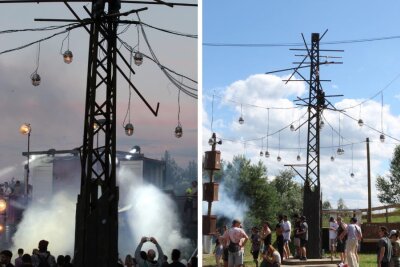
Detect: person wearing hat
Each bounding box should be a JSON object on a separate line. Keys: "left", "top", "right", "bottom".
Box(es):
{"left": 31, "top": 240, "right": 56, "bottom": 267}
{"left": 222, "top": 219, "right": 249, "bottom": 267}
{"left": 389, "top": 230, "right": 400, "bottom": 267}
{"left": 0, "top": 250, "right": 14, "bottom": 267}
{"left": 377, "top": 226, "right": 392, "bottom": 267}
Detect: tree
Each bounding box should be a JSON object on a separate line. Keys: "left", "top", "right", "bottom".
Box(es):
{"left": 376, "top": 145, "right": 400, "bottom": 204}
{"left": 337, "top": 198, "right": 347, "bottom": 210}
{"left": 270, "top": 169, "right": 303, "bottom": 217}
{"left": 322, "top": 200, "right": 332, "bottom": 210}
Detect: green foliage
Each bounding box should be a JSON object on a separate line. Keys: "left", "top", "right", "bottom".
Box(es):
{"left": 214, "top": 155, "right": 304, "bottom": 226}
{"left": 376, "top": 145, "right": 400, "bottom": 204}
{"left": 270, "top": 169, "right": 303, "bottom": 217}
{"left": 337, "top": 198, "right": 347, "bottom": 210}
{"left": 163, "top": 150, "right": 197, "bottom": 194}
{"left": 322, "top": 200, "right": 332, "bottom": 209}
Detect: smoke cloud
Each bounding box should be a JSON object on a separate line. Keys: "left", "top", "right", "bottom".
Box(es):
{"left": 203, "top": 182, "right": 248, "bottom": 223}
{"left": 10, "top": 165, "right": 192, "bottom": 261}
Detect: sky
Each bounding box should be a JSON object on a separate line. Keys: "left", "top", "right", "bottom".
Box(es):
{"left": 0, "top": 1, "right": 198, "bottom": 181}
{"left": 202, "top": 0, "right": 400, "bottom": 209}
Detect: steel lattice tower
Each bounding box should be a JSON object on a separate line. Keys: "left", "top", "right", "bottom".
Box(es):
{"left": 303, "top": 32, "right": 323, "bottom": 259}
{"left": 74, "top": 2, "right": 120, "bottom": 267}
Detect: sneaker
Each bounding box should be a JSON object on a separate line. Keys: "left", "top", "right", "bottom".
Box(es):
{"left": 300, "top": 257, "right": 307, "bottom": 261}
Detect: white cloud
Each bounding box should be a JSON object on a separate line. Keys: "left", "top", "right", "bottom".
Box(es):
{"left": 203, "top": 74, "right": 400, "bottom": 209}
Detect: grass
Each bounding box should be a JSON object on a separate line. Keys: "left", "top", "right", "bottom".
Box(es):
{"left": 202, "top": 241, "right": 378, "bottom": 267}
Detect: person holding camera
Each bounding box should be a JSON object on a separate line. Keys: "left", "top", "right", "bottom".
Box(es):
{"left": 135, "top": 237, "right": 165, "bottom": 267}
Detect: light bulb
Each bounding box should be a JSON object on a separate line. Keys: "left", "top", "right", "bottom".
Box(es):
{"left": 125, "top": 123, "right": 134, "bottom": 136}
{"left": 63, "top": 50, "right": 73, "bottom": 64}
{"left": 175, "top": 125, "right": 183, "bottom": 138}
{"left": 238, "top": 117, "right": 244, "bottom": 124}
{"left": 259, "top": 151, "right": 264, "bottom": 157}
{"left": 350, "top": 173, "right": 355, "bottom": 178}
{"left": 297, "top": 155, "right": 301, "bottom": 161}
{"left": 330, "top": 156, "right": 335, "bottom": 162}
{"left": 31, "top": 73, "right": 41, "bottom": 86}
{"left": 290, "top": 124, "right": 295, "bottom": 131}
{"left": 358, "top": 119, "right": 364, "bottom": 127}
{"left": 380, "top": 134, "right": 385, "bottom": 143}
{"left": 277, "top": 155, "right": 281, "bottom": 162}
{"left": 134, "top": 51, "right": 143, "bottom": 66}
{"left": 265, "top": 151, "right": 270, "bottom": 158}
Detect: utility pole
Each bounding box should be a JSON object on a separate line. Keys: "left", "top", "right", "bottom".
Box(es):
{"left": 276, "top": 31, "right": 343, "bottom": 259}
{"left": 367, "top": 137, "right": 372, "bottom": 223}
{"left": 203, "top": 133, "right": 221, "bottom": 251}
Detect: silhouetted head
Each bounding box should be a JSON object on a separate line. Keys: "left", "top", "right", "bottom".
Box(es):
{"left": 147, "top": 249, "right": 156, "bottom": 261}
{"left": 171, "top": 249, "right": 181, "bottom": 261}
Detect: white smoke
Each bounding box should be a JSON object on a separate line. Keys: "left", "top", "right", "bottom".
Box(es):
{"left": 11, "top": 191, "right": 76, "bottom": 256}
{"left": 10, "top": 166, "right": 191, "bottom": 260}
{"left": 203, "top": 182, "right": 248, "bottom": 222}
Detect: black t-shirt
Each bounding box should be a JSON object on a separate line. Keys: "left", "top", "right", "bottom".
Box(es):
{"left": 169, "top": 261, "right": 186, "bottom": 267}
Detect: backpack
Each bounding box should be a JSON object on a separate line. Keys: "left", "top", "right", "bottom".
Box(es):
{"left": 228, "top": 241, "right": 240, "bottom": 253}
{"left": 37, "top": 253, "right": 50, "bottom": 267}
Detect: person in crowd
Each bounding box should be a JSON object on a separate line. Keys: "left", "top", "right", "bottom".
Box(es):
{"left": 292, "top": 214, "right": 301, "bottom": 259}
{"left": 329, "top": 217, "right": 338, "bottom": 260}
{"left": 220, "top": 225, "right": 229, "bottom": 267}
{"left": 21, "top": 254, "right": 32, "bottom": 267}
{"left": 161, "top": 255, "right": 168, "bottom": 267}
{"left": 63, "top": 255, "right": 72, "bottom": 267}
{"left": 31, "top": 249, "right": 39, "bottom": 267}
{"left": 260, "top": 222, "right": 272, "bottom": 254}
{"left": 135, "top": 237, "right": 164, "bottom": 267}
{"left": 275, "top": 222, "right": 284, "bottom": 260}
{"left": 250, "top": 227, "right": 261, "bottom": 267}
{"left": 168, "top": 249, "right": 185, "bottom": 267}
{"left": 378, "top": 226, "right": 392, "bottom": 267}
{"left": 56, "top": 255, "right": 64, "bottom": 267}
{"left": 15, "top": 248, "right": 24, "bottom": 267}
{"left": 336, "top": 216, "right": 347, "bottom": 264}
{"left": 297, "top": 216, "right": 308, "bottom": 261}
{"left": 390, "top": 230, "right": 400, "bottom": 267}
{"left": 222, "top": 219, "right": 249, "bottom": 267}
{"left": 340, "top": 217, "right": 362, "bottom": 267}
{"left": 31, "top": 240, "right": 56, "bottom": 267}
{"left": 125, "top": 254, "right": 135, "bottom": 267}
{"left": 282, "top": 215, "right": 291, "bottom": 259}
{"left": 213, "top": 230, "right": 223, "bottom": 267}
{"left": 0, "top": 250, "right": 15, "bottom": 267}
{"left": 260, "top": 245, "right": 281, "bottom": 267}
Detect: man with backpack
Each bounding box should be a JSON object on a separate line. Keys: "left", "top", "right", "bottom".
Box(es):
{"left": 31, "top": 240, "right": 56, "bottom": 267}
{"left": 378, "top": 226, "right": 392, "bottom": 267}
{"left": 222, "top": 219, "right": 249, "bottom": 267}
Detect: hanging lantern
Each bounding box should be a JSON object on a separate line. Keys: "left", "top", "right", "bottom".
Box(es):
{"left": 238, "top": 116, "right": 244, "bottom": 124}
{"left": 350, "top": 173, "right": 355, "bottom": 178}
{"left": 337, "top": 147, "right": 344, "bottom": 155}
{"left": 380, "top": 134, "right": 385, "bottom": 143}
{"left": 297, "top": 155, "right": 301, "bottom": 161}
{"left": 277, "top": 155, "right": 282, "bottom": 162}
{"left": 125, "top": 123, "right": 134, "bottom": 136}
{"left": 358, "top": 119, "right": 364, "bottom": 127}
{"left": 320, "top": 120, "right": 325, "bottom": 129}
{"left": 330, "top": 156, "right": 335, "bottom": 162}
{"left": 31, "top": 73, "right": 41, "bottom": 86}
{"left": 290, "top": 124, "right": 295, "bottom": 131}
{"left": 259, "top": 151, "right": 264, "bottom": 157}
{"left": 63, "top": 50, "right": 73, "bottom": 64}
{"left": 265, "top": 151, "right": 270, "bottom": 158}
{"left": 134, "top": 51, "right": 143, "bottom": 66}
{"left": 175, "top": 125, "right": 183, "bottom": 138}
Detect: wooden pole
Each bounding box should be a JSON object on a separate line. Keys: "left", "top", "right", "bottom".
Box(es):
{"left": 367, "top": 137, "right": 372, "bottom": 223}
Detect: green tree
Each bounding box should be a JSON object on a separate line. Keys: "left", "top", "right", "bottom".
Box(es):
{"left": 322, "top": 200, "right": 332, "bottom": 210}
{"left": 337, "top": 198, "right": 347, "bottom": 210}
{"left": 376, "top": 145, "right": 400, "bottom": 204}
{"left": 270, "top": 169, "right": 303, "bottom": 217}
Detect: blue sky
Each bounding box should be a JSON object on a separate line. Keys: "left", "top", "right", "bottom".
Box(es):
{"left": 0, "top": 1, "right": 197, "bottom": 180}
{"left": 202, "top": 0, "right": 400, "bottom": 209}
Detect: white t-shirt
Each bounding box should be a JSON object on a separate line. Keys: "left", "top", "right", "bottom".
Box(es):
{"left": 329, "top": 221, "right": 338, "bottom": 239}
{"left": 282, "top": 220, "right": 291, "bottom": 241}
{"left": 272, "top": 250, "right": 281, "bottom": 264}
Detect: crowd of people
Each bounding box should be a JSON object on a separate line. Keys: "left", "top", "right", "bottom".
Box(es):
{"left": 0, "top": 238, "right": 197, "bottom": 267}
{"left": 213, "top": 215, "right": 400, "bottom": 267}
{"left": 213, "top": 214, "right": 308, "bottom": 267}
{"left": 329, "top": 216, "right": 400, "bottom": 267}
